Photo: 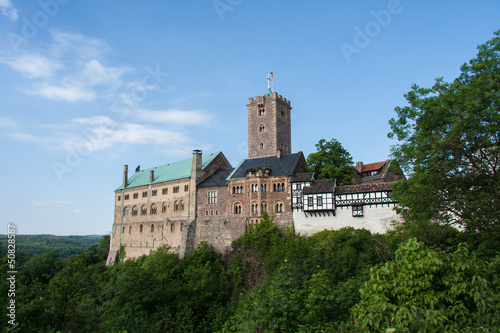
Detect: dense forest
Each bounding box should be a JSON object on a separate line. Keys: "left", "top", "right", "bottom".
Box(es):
{"left": 2, "top": 31, "right": 499, "bottom": 333}
{"left": 0, "top": 234, "right": 102, "bottom": 260}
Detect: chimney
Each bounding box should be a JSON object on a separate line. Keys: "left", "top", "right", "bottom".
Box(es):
{"left": 276, "top": 149, "right": 282, "bottom": 159}
{"left": 355, "top": 161, "right": 363, "bottom": 173}
{"left": 122, "top": 165, "right": 128, "bottom": 188}
{"left": 191, "top": 150, "right": 202, "bottom": 182}
{"left": 149, "top": 170, "right": 154, "bottom": 183}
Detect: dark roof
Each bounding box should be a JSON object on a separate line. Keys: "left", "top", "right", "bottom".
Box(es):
{"left": 336, "top": 182, "right": 392, "bottom": 194}
{"left": 227, "top": 152, "right": 303, "bottom": 180}
{"left": 198, "top": 168, "right": 234, "bottom": 188}
{"left": 303, "top": 179, "right": 336, "bottom": 194}
{"left": 291, "top": 172, "right": 314, "bottom": 182}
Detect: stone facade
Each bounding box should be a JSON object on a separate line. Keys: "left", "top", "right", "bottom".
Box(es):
{"left": 247, "top": 92, "right": 292, "bottom": 158}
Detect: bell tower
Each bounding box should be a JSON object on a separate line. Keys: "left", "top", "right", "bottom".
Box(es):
{"left": 247, "top": 74, "right": 292, "bottom": 158}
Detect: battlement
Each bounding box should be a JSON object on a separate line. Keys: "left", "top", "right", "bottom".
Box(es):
{"left": 247, "top": 92, "right": 291, "bottom": 106}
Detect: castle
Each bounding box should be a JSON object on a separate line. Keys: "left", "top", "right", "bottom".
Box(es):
{"left": 106, "top": 86, "right": 403, "bottom": 265}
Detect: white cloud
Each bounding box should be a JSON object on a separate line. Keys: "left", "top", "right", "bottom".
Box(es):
{"left": 73, "top": 208, "right": 83, "bottom": 214}
{"left": 61, "top": 116, "right": 192, "bottom": 153}
{"left": 0, "top": 54, "right": 63, "bottom": 78}
{"left": 132, "top": 109, "right": 212, "bottom": 125}
{"left": 33, "top": 200, "right": 72, "bottom": 206}
{"left": 82, "top": 60, "right": 127, "bottom": 86}
{"left": 0, "top": 0, "right": 17, "bottom": 21}
{"left": 0, "top": 117, "right": 19, "bottom": 129}
{"left": 50, "top": 30, "right": 113, "bottom": 60}
{"left": 31, "top": 83, "right": 96, "bottom": 102}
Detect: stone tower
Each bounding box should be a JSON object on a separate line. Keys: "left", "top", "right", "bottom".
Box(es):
{"left": 247, "top": 91, "right": 292, "bottom": 158}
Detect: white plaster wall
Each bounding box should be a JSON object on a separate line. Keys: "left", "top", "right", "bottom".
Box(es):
{"left": 293, "top": 204, "right": 402, "bottom": 236}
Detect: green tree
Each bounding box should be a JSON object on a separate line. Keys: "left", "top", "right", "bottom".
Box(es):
{"left": 306, "top": 138, "right": 356, "bottom": 184}
{"left": 347, "top": 238, "right": 500, "bottom": 332}
{"left": 388, "top": 31, "right": 500, "bottom": 248}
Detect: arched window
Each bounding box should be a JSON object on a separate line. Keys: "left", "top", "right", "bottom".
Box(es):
{"left": 171, "top": 223, "right": 175, "bottom": 232}
{"left": 141, "top": 205, "right": 147, "bottom": 215}
{"left": 181, "top": 223, "right": 184, "bottom": 232}
{"left": 234, "top": 203, "right": 242, "bottom": 214}
{"left": 122, "top": 227, "right": 125, "bottom": 234}
{"left": 140, "top": 224, "right": 143, "bottom": 232}
{"left": 150, "top": 203, "right": 157, "bottom": 215}
{"left": 151, "top": 224, "right": 154, "bottom": 232}
{"left": 162, "top": 202, "right": 167, "bottom": 213}
{"left": 180, "top": 200, "right": 184, "bottom": 211}
{"left": 259, "top": 143, "right": 264, "bottom": 150}
{"left": 132, "top": 206, "right": 138, "bottom": 216}
{"left": 174, "top": 201, "right": 178, "bottom": 212}
{"left": 275, "top": 202, "right": 283, "bottom": 213}
{"left": 261, "top": 202, "right": 267, "bottom": 213}
{"left": 129, "top": 226, "right": 132, "bottom": 233}
{"left": 123, "top": 207, "right": 129, "bottom": 216}
{"left": 259, "top": 124, "right": 265, "bottom": 132}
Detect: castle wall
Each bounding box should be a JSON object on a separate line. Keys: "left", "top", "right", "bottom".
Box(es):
{"left": 293, "top": 203, "right": 402, "bottom": 236}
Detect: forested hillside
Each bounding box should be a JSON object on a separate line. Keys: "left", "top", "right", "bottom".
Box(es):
{"left": 0, "top": 234, "right": 103, "bottom": 261}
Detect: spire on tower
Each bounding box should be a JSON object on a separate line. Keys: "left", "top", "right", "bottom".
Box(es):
{"left": 266, "top": 72, "right": 273, "bottom": 96}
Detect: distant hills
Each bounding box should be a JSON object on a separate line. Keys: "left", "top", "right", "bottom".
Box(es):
{"left": 0, "top": 234, "right": 104, "bottom": 260}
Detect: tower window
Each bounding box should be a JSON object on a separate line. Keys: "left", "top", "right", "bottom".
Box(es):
{"left": 234, "top": 203, "right": 242, "bottom": 214}
{"left": 259, "top": 143, "right": 264, "bottom": 150}
{"left": 259, "top": 124, "right": 265, "bottom": 132}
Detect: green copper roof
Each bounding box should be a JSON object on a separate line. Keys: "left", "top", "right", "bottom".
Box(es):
{"left": 266, "top": 87, "right": 272, "bottom": 96}
{"left": 116, "top": 152, "right": 221, "bottom": 191}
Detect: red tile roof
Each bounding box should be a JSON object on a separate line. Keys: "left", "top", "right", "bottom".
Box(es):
{"left": 361, "top": 161, "right": 387, "bottom": 172}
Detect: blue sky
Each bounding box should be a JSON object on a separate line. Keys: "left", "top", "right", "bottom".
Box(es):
{"left": 0, "top": 0, "right": 498, "bottom": 235}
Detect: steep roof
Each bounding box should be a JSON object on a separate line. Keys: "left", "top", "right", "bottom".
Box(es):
{"left": 197, "top": 168, "right": 234, "bottom": 188}
{"left": 336, "top": 182, "right": 392, "bottom": 194}
{"left": 227, "top": 152, "right": 304, "bottom": 180}
{"left": 360, "top": 161, "right": 387, "bottom": 172}
{"left": 291, "top": 172, "right": 314, "bottom": 182}
{"left": 303, "top": 179, "right": 336, "bottom": 194}
{"left": 116, "top": 152, "right": 222, "bottom": 190}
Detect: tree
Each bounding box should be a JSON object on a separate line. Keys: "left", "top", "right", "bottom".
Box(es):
{"left": 388, "top": 31, "right": 500, "bottom": 243}
{"left": 347, "top": 238, "right": 500, "bottom": 332}
{"left": 306, "top": 138, "right": 356, "bottom": 184}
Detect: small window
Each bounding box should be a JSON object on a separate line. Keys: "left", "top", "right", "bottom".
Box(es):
{"left": 162, "top": 202, "right": 167, "bottom": 213}
{"left": 162, "top": 188, "right": 168, "bottom": 195}
{"left": 259, "top": 143, "right": 264, "bottom": 150}
{"left": 353, "top": 205, "right": 363, "bottom": 217}
{"left": 133, "top": 193, "right": 138, "bottom": 199}
{"left": 151, "top": 224, "right": 154, "bottom": 232}
{"left": 211, "top": 210, "right": 214, "bottom": 215}
{"left": 208, "top": 191, "right": 217, "bottom": 204}
{"left": 317, "top": 196, "right": 323, "bottom": 207}
{"left": 180, "top": 223, "right": 184, "bottom": 232}
{"left": 117, "top": 195, "right": 121, "bottom": 201}
{"left": 124, "top": 208, "right": 129, "bottom": 216}
{"left": 261, "top": 203, "right": 267, "bottom": 213}
{"left": 276, "top": 202, "right": 283, "bottom": 213}
{"left": 141, "top": 205, "right": 147, "bottom": 215}
{"left": 261, "top": 184, "right": 266, "bottom": 192}
{"left": 216, "top": 210, "right": 219, "bottom": 215}
{"left": 308, "top": 197, "right": 313, "bottom": 207}
{"left": 296, "top": 183, "right": 302, "bottom": 190}
{"left": 171, "top": 224, "right": 175, "bottom": 232}
{"left": 173, "top": 186, "right": 179, "bottom": 193}
{"left": 259, "top": 124, "right": 265, "bottom": 132}
{"left": 234, "top": 203, "right": 242, "bottom": 214}
{"left": 206, "top": 211, "right": 209, "bottom": 216}
{"left": 150, "top": 204, "right": 157, "bottom": 215}
{"left": 140, "top": 224, "right": 143, "bottom": 233}
{"left": 124, "top": 194, "right": 130, "bottom": 200}
{"left": 152, "top": 189, "right": 157, "bottom": 196}
{"left": 142, "top": 191, "right": 147, "bottom": 198}
{"left": 132, "top": 206, "right": 138, "bottom": 216}
{"left": 122, "top": 227, "right": 125, "bottom": 234}
{"left": 184, "top": 185, "right": 189, "bottom": 192}
{"left": 129, "top": 226, "right": 132, "bottom": 233}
